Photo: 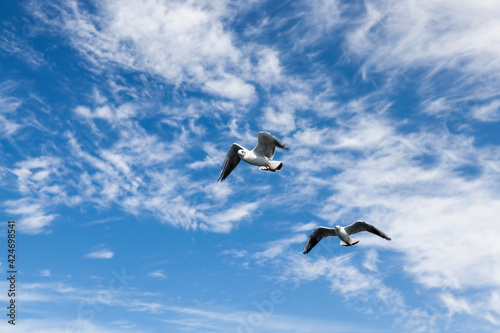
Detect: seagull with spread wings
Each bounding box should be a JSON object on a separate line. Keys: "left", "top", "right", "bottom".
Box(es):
{"left": 217, "top": 131, "right": 289, "bottom": 182}
{"left": 303, "top": 221, "right": 391, "bottom": 254}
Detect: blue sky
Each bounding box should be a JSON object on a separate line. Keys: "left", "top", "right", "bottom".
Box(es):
{"left": 1, "top": 0, "right": 500, "bottom": 332}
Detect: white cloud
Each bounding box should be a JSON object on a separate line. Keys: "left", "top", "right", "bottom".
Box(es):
{"left": 74, "top": 102, "right": 137, "bottom": 121}
{"left": 262, "top": 107, "right": 296, "bottom": 134}
{"left": 0, "top": 276, "right": 393, "bottom": 332}
{"left": 345, "top": 0, "right": 500, "bottom": 101}
{"left": 12, "top": 156, "right": 62, "bottom": 194}
{"left": 0, "top": 83, "right": 24, "bottom": 136}
{"left": 307, "top": 0, "right": 342, "bottom": 31}
{"left": 0, "top": 319, "right": 137, "bottom": 333}
{"left": 254, "top": 234, "right": 306, "bottom": 261}
{"left": 201, "top": 202, "right": 259, "bottom": 233}
{"left": 202, "top": 181, "right": 233, "bottom": 203}
{"left": 85, "top": 248, "right": 114, "bottom": 259}
{"left": 290, "top": 221, "right": 318, "bottom": 233}
{"left": 0, "top": 29, "right": 46, "bottom": 67}
{"left": 362, "top": 249, "right": 379, "bottom": 272}
{"left": 440, "top": 292, "right": 472, "bottom": 316}
{"left": 2, "top": 154, "right": 84, "bottom": 234}
{"left": 111, "top": 320, "right": 136, "bottom": 330}
{"left": 187, "top": 143, "right": 225, "bottom": 170}
{"left": 0, "top": 113, "right": 21, "bottom": 136}
{"left": 254, "top": 48, "right": 282, "bottom": 85}
{"left": 39, "top": 269, "right": 51, "bottom": 277}
{"left": 160, "top": 303, "right": 378, "bottom": 333}
{"left": 3, "top": 198, "right": 57, "bottom": 234}
{"left": 33, "top": 0, "right": 274, "bottom": 105}
{"left": 62, "top": 119, "right": 208, "bottom": 231}
{"left": 472, "top": 100, "right": 500, "bottom": 122}
{"left": 75, "top": 105, "right": 112, "bottom": 120}
{"left": 203, "top": 75, "right": 256, "bottom": 104}
{"left": 148, "top": 270, "right": 168, "bottom": 280}
{"left": 220, "top": 249, "right": 248, "bottom": 258}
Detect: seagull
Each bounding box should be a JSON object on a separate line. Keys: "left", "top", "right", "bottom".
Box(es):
{"left": 217, "top": 131, "right": 289, "bottom": 182}
{"left": 303, "top": 221, "right": 391, "bottom": 254}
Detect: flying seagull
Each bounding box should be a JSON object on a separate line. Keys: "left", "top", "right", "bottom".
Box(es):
{"left": 303, "top": 221, "right": 391, "bottom": 254}
{"left": 217, "top": 131, "right": 289, "bottom": 182}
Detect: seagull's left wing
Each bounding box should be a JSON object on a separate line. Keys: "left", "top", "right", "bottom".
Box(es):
{"left": 252, "top": 131, "right": 289, "bottom": 159}
{"left": 345, "top": 221, "right": 391, "bottom": 240}
{"left": 218, "top": 143, "right": 244, "bottom": 182}
{"left": 303, "top": 227, "right": 337, "bottom": 254}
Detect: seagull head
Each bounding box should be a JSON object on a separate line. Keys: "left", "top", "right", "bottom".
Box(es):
{"left": 335, "top": 225, "right": 341, "bottom": 230}
{"left": 237, "top": 149, "right": 246, "bottom": 157}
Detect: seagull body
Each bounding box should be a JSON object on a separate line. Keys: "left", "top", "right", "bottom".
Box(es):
{"left": 217, "top": 131, "right": 288, "bottom": 182}
{"left": 239, "top": 150, "right": 272, "bottom": 168}
{"left": 303, "top": 221, "right": 391, "bottom": 254}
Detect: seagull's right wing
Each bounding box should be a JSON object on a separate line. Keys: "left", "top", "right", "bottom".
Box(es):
{"left": 345, "top": 221, "right": 391, "bottom": 240}
{"left": 303, "top": 227, "right": 338, "bottom": 254}
{"left": 218, "top": 143, "right": 245, "bottom": 182}
{"left": 253, "top": 131, "right": 289, "bottom": 159}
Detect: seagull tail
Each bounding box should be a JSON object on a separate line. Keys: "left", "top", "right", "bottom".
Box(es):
{"left": 340, "top": 238, "right": 359, "bottom": 247}
{"left": 268, "top": 161, "right": 283, "bottom": 171}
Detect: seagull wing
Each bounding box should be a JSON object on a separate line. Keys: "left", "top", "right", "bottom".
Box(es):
{"left": 345, "top": 221, "right": 391, "bottom": 240}
{"left": 217, "top": 143, "right": 245, "bottom": 182}
{"left": 252, "top": 131, "right": 289, "bottom": 159}
{"left": 303, "top": 227, "right": 338, "bottom": 254}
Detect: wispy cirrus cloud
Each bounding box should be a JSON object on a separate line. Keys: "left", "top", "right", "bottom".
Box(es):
{"left": 85, "top": 248, "right": 114, "bottom": 259}
{"left": 0, "top": 276, "right": 373, "bottom": 333}
{"left": 2, "top": 154, "right": 80, "bottom": 234}
{"left": 148, "top": 270, "right": 168, "bottom": 280}
{"left": 3, "top": 198, "right": 57, "bottom": 234}
{"left": 29, "top": 0, "right": 277, "bottom": 105}
{"left": 201, "top": 201, "right": 260, "bottom": 233}
{"left": 472, "top": 100, "right": 500, "bottom": 122}
{"left": 160, "top": 304, "right": 382, "bottom": 333}
{"left": 0, "top": 28, "right": 46, "bottom": 67}
{"left": 39, "top": 269, "right": 51, "bottom": 277}
{"left": 0, "top": 82, "right": 24, "bottom": 137}
{"left": 0, "top": 318, "right": 138, "bottom": 333}
{"left": 344, "top": 0, "right": 500, "bottom": 105}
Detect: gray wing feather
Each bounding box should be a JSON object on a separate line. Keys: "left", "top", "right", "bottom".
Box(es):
{"left": 345, "top": 221, "right": 391, "bottom": 240}
{"left": 303, "top": 227, "right": 338, "bottom": 254}
{"left": 252, "top": 131, "right": 289, "bottom": 159}
{"left": 217, "top": 143, "right": 244, "bottom": 182}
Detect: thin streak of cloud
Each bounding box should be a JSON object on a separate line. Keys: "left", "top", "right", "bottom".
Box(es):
{"left": 85, "top": 248, "right": 114, "bottom": 259}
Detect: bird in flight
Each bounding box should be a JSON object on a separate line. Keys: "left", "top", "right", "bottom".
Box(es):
{"left": 303, "top": 221, "right": 391, "bottom": 254}
{"left": 217, "top": 131, "right": 289, "bottom": 182}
